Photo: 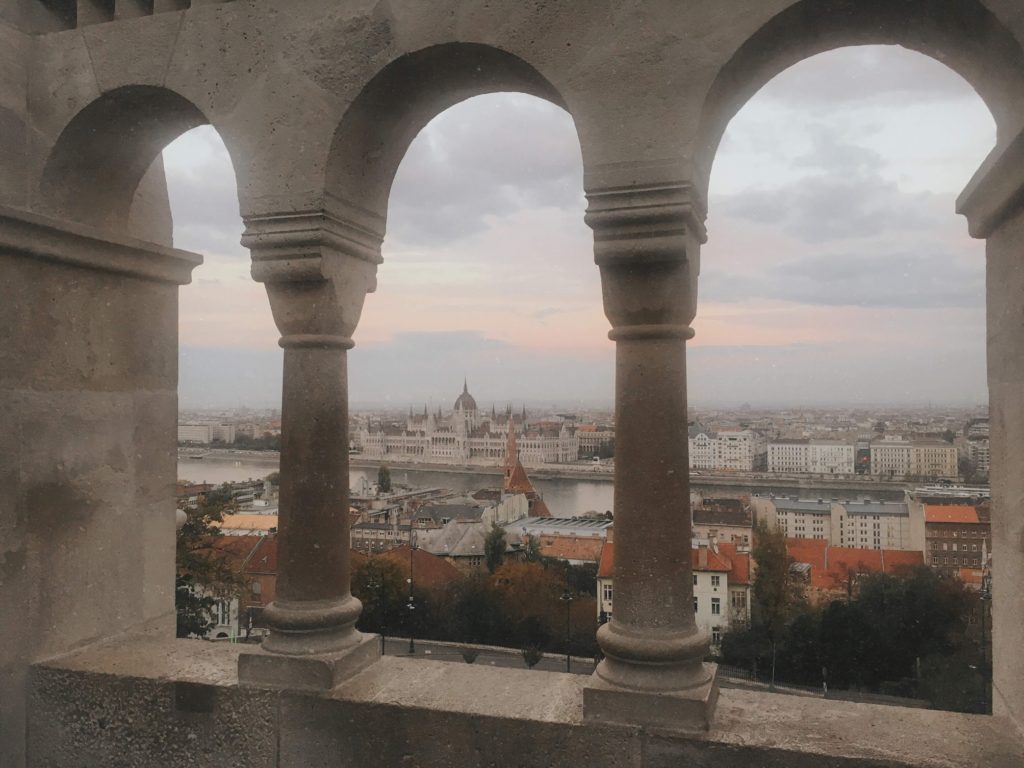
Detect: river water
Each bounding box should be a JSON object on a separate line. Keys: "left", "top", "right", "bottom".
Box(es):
{"left": 177, "top": 457, "right": 902, "bottom": 516}
{"left": 177, "top": 458, "right": 615, "bottom": 517}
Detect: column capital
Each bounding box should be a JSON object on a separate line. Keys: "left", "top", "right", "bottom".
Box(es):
{"left": 586, "top": 182, "right": 705, "bottom": 335}
{"left": 243, "top": 202, "right": 383, "bottom": 344}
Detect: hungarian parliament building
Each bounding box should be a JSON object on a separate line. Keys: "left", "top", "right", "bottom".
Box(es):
{"left": 356, "top": 381, "right": 585, "bottom": 466}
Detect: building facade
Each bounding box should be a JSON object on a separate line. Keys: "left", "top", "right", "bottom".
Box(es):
{"left": 768, "top": 440, "right": 856, "bottom": 475}
{"left": 870, "top": 438, "right": 958, "bottom": 479}
{"left": 751, "top": 496, "right": 925, "bottom": 552}
{"left": 359, "top": 382, "right": 579, "bottom": 466}
{"left": 924, "top": 505, "right": 992, "bottom": 577}
{"left": 688, "top": 430, "right": 767, "bottom": 472}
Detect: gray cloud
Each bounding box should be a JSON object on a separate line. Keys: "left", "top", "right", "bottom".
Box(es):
{"left": 701, "top": 248, "right": 983, "bottom": 309}
{"left": 758, "top": 46, "right": 986, "bottom": 110}
{"left": 715, "top": 165, "right": 941, "bottom": 244}
{"left": 386, "top": 94, "right": 584, "bottom": 246}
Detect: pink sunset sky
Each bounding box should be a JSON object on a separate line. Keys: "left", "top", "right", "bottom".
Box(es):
{"left": 167, "top": 45, "right": 994, "bottom": 409}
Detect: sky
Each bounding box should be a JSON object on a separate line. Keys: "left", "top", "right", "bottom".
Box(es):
{"left": 166, "top": 45, "right": 996, "bottom": 410}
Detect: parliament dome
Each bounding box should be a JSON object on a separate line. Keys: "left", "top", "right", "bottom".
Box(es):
{"left": 454, "top": 380, "right": 477, "bottom": 411}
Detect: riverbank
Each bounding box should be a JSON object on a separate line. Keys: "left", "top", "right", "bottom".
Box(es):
{"left": 179, "top": 448, "right": 913, "bottom": 496}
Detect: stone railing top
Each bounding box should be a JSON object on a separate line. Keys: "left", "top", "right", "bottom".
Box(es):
{"left": 0, "top": 204, "right": 202, "bottom": 284}
{"left": 34, "top": 634, "right": 1024, "bottom": 768}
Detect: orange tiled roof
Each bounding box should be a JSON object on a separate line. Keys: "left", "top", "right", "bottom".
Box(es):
{"left": 787, "top": 538, "right": 924, "bottom": 591}
{"left": 379, "top": 545, "right": 463, "bottom": 591}
{"left": 597, "top": 541, "right": 614, "bottom": 579}
{"left": 958, "top": 567, "right": 985, "bottom": 585}
{"left": 924, "top": 504, "right": 980, "bottom": 524}
{"left": 597, "top": 540, "right": 750, "bottom": 583}
{"left": 536, "top": 534, "right": 604, "bottom": 563}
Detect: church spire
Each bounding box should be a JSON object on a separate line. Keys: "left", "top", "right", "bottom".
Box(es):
{"left": 463, "top": 376, "right": 468, "bottom": 394}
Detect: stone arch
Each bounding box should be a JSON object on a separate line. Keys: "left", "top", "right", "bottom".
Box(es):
{"left": 39, "top": 85, "right": 231, "bottom": 234}
{"left": 323, "top": 42, "right": 574, "bottom": 236}
{"left": 693, "top": 0, "right": 1024, "bottom": 189}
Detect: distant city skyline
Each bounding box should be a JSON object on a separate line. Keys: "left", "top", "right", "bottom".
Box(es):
{"left": 167, "top": 46, "right": 994, "bottom": 409}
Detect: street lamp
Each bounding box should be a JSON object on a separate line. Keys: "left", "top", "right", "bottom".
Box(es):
{"left": 408, "top": 532, "right": 418, "bottom": 655}
{"left": 560, "top": 580, "right": 574, "bottom": 673}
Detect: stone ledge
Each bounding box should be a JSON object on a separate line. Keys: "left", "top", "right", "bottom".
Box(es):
{"left": 29, "top": 635, "right": 1024, "bottom": 767}
{"left": 0, "top": 204, "right": 202, "bottom": 284}
{"left": 957, "top": 127, "right": 1024, "bottom": 238}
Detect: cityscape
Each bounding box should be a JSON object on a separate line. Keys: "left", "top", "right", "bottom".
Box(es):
{"left": 175, "top": 384, "right": 994, "bottom": 713}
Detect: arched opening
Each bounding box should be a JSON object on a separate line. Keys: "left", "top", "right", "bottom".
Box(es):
{"left": 698, "top": 43, "right": 996, "bottom": 712}
{"left": 694, "top": 0, "right": 1024, "bottom": 184}
{"left": 323, "top": 45, "right": 603, "bottom": 663}
{"left": 40, "top": 86, "right": 211, "bottom": 233}
{"left": 325, "top": 43, "right": 568, "bottom": 230}
{"left": 160, "top": 124, "right": 281, "bottom": 642}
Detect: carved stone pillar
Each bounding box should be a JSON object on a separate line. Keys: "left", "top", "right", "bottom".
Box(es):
{"left": 582, "top": 181, "right": 718, "bottom": 732}
{"left": 237, "top": 205, "right": 383, "bottom": 690}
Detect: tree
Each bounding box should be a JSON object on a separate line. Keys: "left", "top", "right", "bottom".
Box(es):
{"left": 750, "top": 519, "right": 803, "bottom": 688}
{"left": 264, "top": 471, "right": 280, "bottom": 486}
{"left": 484, "top": 523, "right": 506, "bottom": 573}
{"left": 351, "top": 557, "right": 406, "bottom": 636}
{"left": 377, "top": 465, "right": 392, "bottom": 494}
{"left": 175, "top": 493, "right": 243, "bottom": 638}
{"left": 521, "top": 644, "right": 544, "bottom": 669}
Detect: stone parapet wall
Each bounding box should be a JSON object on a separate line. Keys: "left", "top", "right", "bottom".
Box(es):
{"left": 26, "top": 635, "right": 1024, "bottom": 768}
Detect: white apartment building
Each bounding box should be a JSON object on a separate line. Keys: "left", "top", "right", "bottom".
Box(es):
{"left": 689, "top": 430, "right": 767, "bottom": 472}
{"left": 597, "top": 540, "right": 751, "bottom": 651}
{"left": 750, "top": 496, "right": 924, "bottom": 552}
{"left": 767, "top": 440, "right": 855, "bottom": 475}
{"left": 870, "top": 438, "right": 958, "bottom": 479}
{"left": 177, "top": 423, "right": 236, "bottom": 444}
{"left": 968, "top": 439, "right": 991, "bottom": 475}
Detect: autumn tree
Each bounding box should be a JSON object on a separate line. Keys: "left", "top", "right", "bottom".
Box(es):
{"left": 750, "top": 519, "right": 804, "bottom": 688}
{"left": 484, "top": 523, "right": 506, "bottom": 573}
{"left": 175, "top": 488, "right": 242, "bottom": 638}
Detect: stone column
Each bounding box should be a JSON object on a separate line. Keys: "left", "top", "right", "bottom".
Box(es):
{"left": 237, "top": 207, "right": 383, "bottom": 690}
{"left": 957, "top": 130, "right": 1024, "bottom": 732}
{"left": 582, "top": 180, "right": 718, "bottom": 732}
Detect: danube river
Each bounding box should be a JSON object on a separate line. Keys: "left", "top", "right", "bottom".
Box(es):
{"left": 177, "top": 458, "right": 615, "bottom": 516}
{"left": 177, "top": 456, "right": 904, "bottom": 516}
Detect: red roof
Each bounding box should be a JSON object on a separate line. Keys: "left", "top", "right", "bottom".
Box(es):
{"left": 958, "top": 567, "right": 985, "bottom": 586}
{"left": 597, "top": 541, "right": 614, "bottom": 579}
{"left": 379, "top": 545, "right": 463, "bottom": 591}
{"left": 535, "top": 534, "right": 604, "bottom": 563}
{"left": 597, "top": 540, "right": 750, "bottom": 584}
{"left": 924, "top": 504, "right": 980, "bottom": 524}
{"left": 245, "top": 535, "right": 279, "bottom": 574}
{"left": 786, "top": 538, "right": 924, "bottom": 591}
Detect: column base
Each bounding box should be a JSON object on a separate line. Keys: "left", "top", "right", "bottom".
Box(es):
{"left": 583, "top": 662, "right": 719, "bottom": 733}
{"left": 237, "top": 631, "right": 380, "bottom": 691}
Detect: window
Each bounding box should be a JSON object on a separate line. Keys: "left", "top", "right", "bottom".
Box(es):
{"left": 693, "top": 597, "right": 698, "bottom": 613}
{"left": 693, "top": 574, "right": 698, "bottom": 586}
{"left": 712, "top": 626, "right": 721, "bottom": 645}
{"left": 251, "top": 581, "right": 261, "bottom": 596}
{"left": 602, "top": 584, "right": 613, "bottom": 602}
{"left": 711, "top": 575, "right": 721, "bottom": 588}
{"left": 711, "top": 598, "right": 721, "bottom": 615}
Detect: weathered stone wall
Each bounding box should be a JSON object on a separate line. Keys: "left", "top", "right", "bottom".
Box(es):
{"left": 25, "top": 637, "right": 1024, "bottom": 768}
{"left": 0, "top": 209, "right": 198, "bottom": 768}
{"left": 986, "top": 204, "right": 1024, "bottom": 735}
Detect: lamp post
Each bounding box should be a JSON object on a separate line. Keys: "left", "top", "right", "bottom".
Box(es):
{"left": 560, "top": 573, "right": 574, "bottom": 673}
{"left": 408, "top": 533, "right": 418, "bottom": 655}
